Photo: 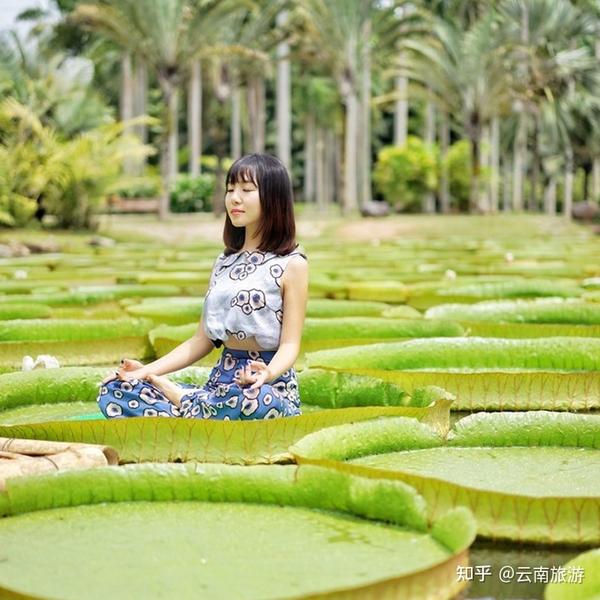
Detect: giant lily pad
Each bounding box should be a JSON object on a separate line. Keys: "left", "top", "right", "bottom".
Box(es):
{"left": 0, "top": 368, "right": 454, "bottom": 433}
{"left": 0, "top": 304, "right": 52, "bottom": 320}
{"left": 291, "top": 413, "right": 600, "bottom": 545}
{"left": 544, "top": 547, "right": 600, "bottom": 599}
{"left": 0, "top": 395, "right": 452, "bottom": 463}
{"left": 0, "top": 318, "right": 152, "bottom": 341}
{"left": 306, "top": 337, "right": 600, "bottom": 371}
{"left": 425, "top": 299, "right": 600, "bottom": 324}
{"left": 0, "top": 463, "right": 476, "bottom": 600}
{"left": 328, "top": 369, "right": 600, "bottom": 411}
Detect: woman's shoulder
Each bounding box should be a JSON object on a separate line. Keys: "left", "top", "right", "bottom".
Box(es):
{"left": 281, "top": 243, "right": 307, "bottom": 261}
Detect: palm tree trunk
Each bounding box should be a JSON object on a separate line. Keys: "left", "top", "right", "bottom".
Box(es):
{"left": 276, "top": 10, "right": 291, "bottom": 171}
{"left": 423, "top": 90, "right": 436, "bottom": 213}
{"left": 563, "top": 147, "right": 574, "bottom": 220}
{"left": 303, "top": 113, "right": 316, "bottom": 202}
{"left": 231, "top": 82, "right": 242, "bottom": 160}
{"left": 394, "top": 74, "right": 408, "bottom": 146}
{"left": 343, "top": 85, "right": 359, "bottom": 213}
{"left": 188, "top": 59, "right": 202, "bottom": 176}
{"left": 592, "top": 159, "right": 600, "bottom": 203}
{"left": 502, "top": 155, "right": 512, "bottom": 212}
{"left": 593, "top": 40, "right": 600, "bottom": 203}
{"left": 512, "top": 109, "right": 527, "bottom": 211}
{"left": 326, "top": 128, "right": 336, "bottom": 207}
{"left": 513, "top": 5, "right": 529, "bottom": 212}
{"left": 439, "top": 112, "right": 450, "bottom": 213}
{"left": 158, "top": 77, "right": 178, "bottom": 220}
{"left": 316, "top": 125, "right": 326, "bottom": 210}
{"left": 120, "top": 51, "right": 135, "bottom": 175}
{"left": 168, "top": 89, "right": 179, "bottom": 183}
{"left": 489, "top": 116, "right": 500, "bottom": 213}
{"left": 470, "top": 137, "right": 481, "bottom": 213}
{"left": 335, "top": 131, "right": 344, "bottom": 207}
{"left": 132, "top": 56, "right": 147, "bottom": 174}
{"left": 544, "top": 176, "right": 557, "bottom": 215}
{"left": 247, "top": 75, "right": 266, "bottom": 153}
{"left": 358, "top": 17, "right": 372, "bottom": 209}
{"left": 479, "top": 125, "right": 490, "bottom": 213}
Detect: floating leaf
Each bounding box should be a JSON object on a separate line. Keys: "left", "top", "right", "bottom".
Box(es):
{"left": 0, "top": 304, "right": 52, "bottom": 320}
{"left": 0, "top": 464, "right": 476, "bottom": 600}
{"left": 425, "top": 299, "right": 600, "bottom": 324}
{"left": 0, "top": 399, "right": 452, "bottom": 464}
{"left": 0, "top": 318, "right": 152, "bottom": 341}
{"left": 544, "top": 548, "right": 600, "bottom": 599}
{"left": 306, "top": 337, "right": 600, "bottom": 371}
{"left": 291, "top": 413, "right": 600, "bottom": 545}
{"left": 338, "top": 369, "right": 600, "bottom": 410}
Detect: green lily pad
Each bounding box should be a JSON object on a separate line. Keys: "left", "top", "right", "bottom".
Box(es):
{"left": 306, "top": 337, "right": 600, "bottom": 371}
{"left": 0, "top": 463, "right": 476, "bottom": 600}
{"left": 0, "top": 397, "right": 452, "bottom": 463}
{"left": 291, "top": 412, "right": 600, "bottom": 545}
{"left": 434, "top": 280, "right": 583, "bottom": 299}
{"left": 0, "top": 318, "right": 152, "bottom": 341}
{"left": 0, "top": 303, "right": 52, "bottom": 320}
{"left": 544, "top": 548, "right": 600, "bottom": 599}
{"left": 332, "top": 368, "right": 600, "bottom": 411}
{"left": 425, "top": 299, "right": 600, "bottom": 324}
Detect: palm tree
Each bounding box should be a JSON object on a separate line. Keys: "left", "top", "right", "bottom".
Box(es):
{"left": 276, "top": 8, "right": 292, "bottom": 171}
{"left": 400, "top": 12, "right": 511, "bottom": 212}
{"left": 498, "top": 0, "right": 598, "bottom": 217}
{"left": 73, "top": 0, "right": 237, "bottom": 219}
{"left": 297, "top": 0, "right": 415, "bottom": 213}
{"left": 296, "top": 0, "right": 370, "bottom": 213}
{"left": 0, "top": 31, "right": 113, "bottom": 136}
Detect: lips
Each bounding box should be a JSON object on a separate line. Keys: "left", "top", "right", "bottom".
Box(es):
{"left": 231, "top": 210, "right": 245, "bottom": 215}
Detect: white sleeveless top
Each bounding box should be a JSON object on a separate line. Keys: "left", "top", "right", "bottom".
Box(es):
{"left": 202, "top": 248, "right": 307, "bottom": 350}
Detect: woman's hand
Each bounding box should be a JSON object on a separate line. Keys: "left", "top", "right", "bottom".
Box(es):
{"left": 234, "top": 360, "right": 272, "bottom": 390}
{"left": 101, "top": 358, "right": 147, "bottom": 385}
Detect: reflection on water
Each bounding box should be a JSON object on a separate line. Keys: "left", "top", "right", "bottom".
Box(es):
{"left": 456, "top": 539, "right": 583, "bottom": 600}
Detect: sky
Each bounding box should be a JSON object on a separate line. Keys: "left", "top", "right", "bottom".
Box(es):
{"left": 0, "top": 0, "right": 54, "bottom": 34}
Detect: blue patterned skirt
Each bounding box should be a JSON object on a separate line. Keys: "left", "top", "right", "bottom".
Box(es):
{"left": 97, "top": 348, "right": 302, "bottom": 420}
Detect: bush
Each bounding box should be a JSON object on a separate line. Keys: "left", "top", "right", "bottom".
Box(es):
{"left": 0, "top": 193, "right": 37, "bottom": 227}
{"left": 170, "top": 174, "right": 215, "bottom": 213}
{"left": 114, "top": 178, "right": 160, "bottom": 199}
{"left": 443, "top": 140, "right": 491, "bottom": 212}
{"left": 444, "top": 140, "right": 471, "bottom": 212}
{"left": 0, "top": 98, "right": 151, "bottom": 229}
{"left": 199, "top": 155, "right": 234, "bottom": 174}
{"left": 373, "top": 136, "right": 438, "bottom": 211}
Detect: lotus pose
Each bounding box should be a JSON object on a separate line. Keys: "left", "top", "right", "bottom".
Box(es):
{"left": 98, "top": 153, "right": 308, "bottom": 420}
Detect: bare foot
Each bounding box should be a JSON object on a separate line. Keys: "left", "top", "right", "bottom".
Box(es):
{"left": 145, "top": 374, "right": 185, "bottom": 408}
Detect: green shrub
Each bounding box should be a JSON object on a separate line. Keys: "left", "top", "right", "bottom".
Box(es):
{"left": 443, "top": 140, "right": 471, "bottom": 212}
{"left": 0, "top": 193, "right": 37, "bottom": 228}
{"left": 443, "top": 140, "right": 491, "bottom": 212}
{"left": 373, "top": 136, "right": 439, "bottom": 211}
{"left": 0, "top": 98, "right": 151, "bottom": 229}
{"left": 200, "top": 155, "right": 234, "bottom": 174}
{"left": 114, "top": 177, "right": 160, "bottom": 198}
{"left": 170, "top": 174, "right": 215, "bottom": 213}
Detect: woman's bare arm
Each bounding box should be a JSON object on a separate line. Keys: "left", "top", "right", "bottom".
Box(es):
{"left": 246, "top": 255, "right": 308, "bottom": 386}
{"left": 143, "top": 322, "right": 216, "bottom": 376}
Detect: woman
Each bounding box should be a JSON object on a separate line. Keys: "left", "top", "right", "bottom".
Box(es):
{"left": 98, "top": 153, "right": 308, "bottom": 420}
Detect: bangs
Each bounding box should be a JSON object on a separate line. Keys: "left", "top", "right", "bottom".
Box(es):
{"left": 226, "top": 160, "right": 258, "bottom": 187}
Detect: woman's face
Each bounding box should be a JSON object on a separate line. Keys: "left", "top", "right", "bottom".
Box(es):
{"left": 225, "top": 177, "right": 261, "bottom": 229}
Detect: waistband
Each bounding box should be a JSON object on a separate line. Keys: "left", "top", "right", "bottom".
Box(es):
{"left": 222, "top": 347, "right": 277, "bottom": 361}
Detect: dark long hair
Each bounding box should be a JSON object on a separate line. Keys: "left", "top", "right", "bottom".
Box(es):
{"left": 223, "top": 154, "right": 297, "bottom": 256}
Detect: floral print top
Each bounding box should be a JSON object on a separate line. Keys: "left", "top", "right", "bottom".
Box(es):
{"left": 202, "top": 248, "right": 307, "bottom": 350}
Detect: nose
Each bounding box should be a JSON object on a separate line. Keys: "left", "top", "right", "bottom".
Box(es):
{"left": 229, "top": 187, "right": 242, "bottom": 203}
